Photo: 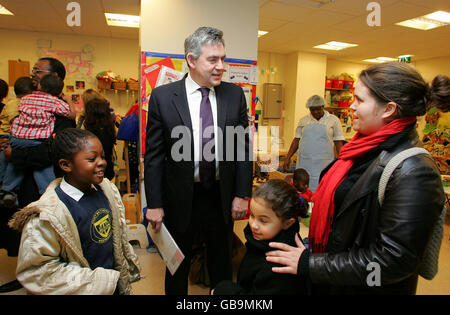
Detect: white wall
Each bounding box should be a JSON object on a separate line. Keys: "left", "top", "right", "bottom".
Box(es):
{"left": 140, "top": 0, "right": 259, "bottom": 61}
{"left": 326, "top": 59, "right": 367, "bottom": 80}
{"left": 415, "top": 55, "right": 450, "bottom": 82}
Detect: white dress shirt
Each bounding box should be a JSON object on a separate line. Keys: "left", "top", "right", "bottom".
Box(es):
{"left": 185, "top": 73, "right": 220, "bottom": 181}
{"left": 60, "top": 177, "right": 95, "bottom": 202}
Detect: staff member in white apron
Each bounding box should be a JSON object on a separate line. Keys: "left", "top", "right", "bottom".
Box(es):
{"left": 283, "top": 95, "right": 344, "bottom": 192}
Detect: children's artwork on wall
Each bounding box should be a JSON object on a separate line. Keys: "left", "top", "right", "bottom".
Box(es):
{"left": 39, "top": 48, "right": 93, "bottom": 77}
{"left": 66, "top": 85, "right": 74, "bottom": 93}
{"left": 422, "top": 107, "right": 450, "bottom": 174}
{"left": 75, "top": 81, "right": 85, "bottom": 90}
{"left": 71, "top": 94, "right": 83, "bottom": 113}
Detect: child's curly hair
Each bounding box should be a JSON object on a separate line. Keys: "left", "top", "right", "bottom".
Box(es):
{"left": 253, "top": 179, "right": 308, "bottom": 220}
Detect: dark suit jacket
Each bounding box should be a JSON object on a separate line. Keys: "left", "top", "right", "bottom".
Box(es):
{"left": 144, "top": 77, "right": 252, "bottom": 233}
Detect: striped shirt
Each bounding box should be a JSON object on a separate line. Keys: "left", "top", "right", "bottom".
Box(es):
{"left": 11, "top": 91, "right": 71, "bottom": 139}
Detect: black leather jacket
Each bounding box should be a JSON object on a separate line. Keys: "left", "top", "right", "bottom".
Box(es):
{"left": 308, "top": 128, "right": 445, "bottom": 295}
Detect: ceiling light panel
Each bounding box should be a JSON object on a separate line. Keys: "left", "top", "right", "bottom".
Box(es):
{"left": 363, "top": 57, "right": 397, "bottom": 63}
{"left": 105, "top": 13, "right": 140, "bottom": 28}
{"left": 396, "top": 10, "right": 449, "bottom": 30}
{"left": 314, "top": 41, "right": 358, "bottom": 51}
{"left": 0, "top": 5, "right": 13, "bottom": 15}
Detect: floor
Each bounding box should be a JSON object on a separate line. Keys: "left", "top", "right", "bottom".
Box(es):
{"left": 1, "top": 216, "right": 449, "bottom": 295}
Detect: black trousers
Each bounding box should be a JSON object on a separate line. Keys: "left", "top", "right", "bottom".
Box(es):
{"left": 164, "top": 181, "right": 233, "bottom": 295}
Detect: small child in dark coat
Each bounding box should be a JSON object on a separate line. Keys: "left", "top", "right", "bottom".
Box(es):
{"left": 213, "top": 179, "right": 309, "bottom": 295}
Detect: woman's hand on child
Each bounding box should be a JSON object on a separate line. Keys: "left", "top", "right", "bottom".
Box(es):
{"left": 265, "top": 233, "right": 306, "bottom": 275}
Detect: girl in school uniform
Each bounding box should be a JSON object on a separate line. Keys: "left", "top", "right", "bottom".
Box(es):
{"left": 9, "top": 128, "right": 140, "bottom": 294}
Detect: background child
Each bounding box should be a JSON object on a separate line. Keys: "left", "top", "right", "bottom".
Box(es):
{"left": 0, "top": 76, "right": 35, "bottom": 135}
{"left": 8, "top": 128, "right": 140, "bottom": 294}
{"left": 1, "top": 75, "right": 76, "bottom": 202}
{"left": 293, "top": 168, "right": 314, "bottom": 202}
{"left": 0, "top": 77, "right": 35, "bottom": 186}
{"left": 213, "top": 179, "right": 309, "bottom": 295}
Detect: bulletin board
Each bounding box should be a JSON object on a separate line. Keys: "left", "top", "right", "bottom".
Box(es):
{"left": 140, "top": 51, "right": 258, "bottom": 155}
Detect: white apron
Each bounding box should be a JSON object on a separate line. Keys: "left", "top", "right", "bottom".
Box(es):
{"left": 296, "top": 123, "right": 334, "bottom": 192}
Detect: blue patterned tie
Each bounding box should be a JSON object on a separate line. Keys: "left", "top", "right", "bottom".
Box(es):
{"left": 199, "top": 87, "right": 215, "bottom": 189}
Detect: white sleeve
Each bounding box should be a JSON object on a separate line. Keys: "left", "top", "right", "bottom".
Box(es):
{"left": 295, "top": 117, "right": 306, "bottom": 139}
{"left": 331, "top": 116, "right": 345, "bottom": 141}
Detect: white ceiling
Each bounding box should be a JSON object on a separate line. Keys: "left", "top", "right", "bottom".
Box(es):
{"left": 259, "top": 0, "right": 450, "bottom": 63}
{"left": 0, "top": 0, "right": 140, "bottom": 39}
{"left": 0, "top": 0, "right": 449, "bottom": 64}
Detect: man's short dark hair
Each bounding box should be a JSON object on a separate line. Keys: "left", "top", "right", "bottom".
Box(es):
{"left": 40, "top": 74, "right": 64, "bottom": 97}
{"left": 39, "top": 57, "right": 66, "bottom": 80}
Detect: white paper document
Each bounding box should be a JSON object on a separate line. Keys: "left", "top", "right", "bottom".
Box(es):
{"left": 155, "top": 66, "right": 183, "bottom": 88}
{"left": 147, "top": 223, "right": 184, "bottom": 275}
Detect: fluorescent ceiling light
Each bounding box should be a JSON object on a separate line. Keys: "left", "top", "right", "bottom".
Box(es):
{"left": 396, "top": 10, "right": 449, "bottom": 30}
{"left": 277, "top": 0, "right": 334, "bottom": 9}
{"left": 258, "top": 30, "right": 268, "bottom": 37}
{"left": 0, "top": 5, "right": 13, "bottom": 15}
{"left": 105, "top": 13, "right": 140, "bottom": 28}
{"left": 314, "top": 41, "right": 358, "bottom": 51}
{"left": 396, "top": 19, "right": 443, "bottom": 30}
{"left": 363, "top": 57, "right": 397, "bottom": 63}
{"left": 424, "top": 11, "right": 450, "bottom": 23}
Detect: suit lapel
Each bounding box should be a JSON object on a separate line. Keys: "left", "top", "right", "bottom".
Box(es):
{"left": 215, "top": 84, "right": 227, "bottom": 132}
{"left": 172, "top": 76, "right": 193, "bottom": 132}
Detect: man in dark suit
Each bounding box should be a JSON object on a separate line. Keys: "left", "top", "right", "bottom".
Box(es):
{"left": 145, "top": 27, "right": 252, "bottom": 295}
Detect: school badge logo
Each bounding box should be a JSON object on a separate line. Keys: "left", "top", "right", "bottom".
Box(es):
{"left": 90, "top": 208, "right": 112, "bottom": 243}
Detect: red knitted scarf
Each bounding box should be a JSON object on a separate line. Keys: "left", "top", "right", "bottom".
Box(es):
{"left": 308, "top": 117, "right": 417, "bottom": 253}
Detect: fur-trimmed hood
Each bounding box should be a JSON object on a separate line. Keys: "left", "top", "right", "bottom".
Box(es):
{"left": 9, "top": 206, "right": 41, "bottom": 232}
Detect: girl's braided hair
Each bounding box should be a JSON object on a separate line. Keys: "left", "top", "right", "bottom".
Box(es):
{"left": 51, "top": 128, "right": 97, "bottom": 166}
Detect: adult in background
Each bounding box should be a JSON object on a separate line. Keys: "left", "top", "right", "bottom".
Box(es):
{"left": 283, "top": 95, "right": 344, "bottom": 192}
{"left": 8, "top": 57, "right": 76, "bottom": 203}
{"left": 83, "top": 98, "right": 116, "bottom": 180}
{"left": 266, "top": 62, "right": 447, "bottom": 295}
{"left": 145, "top": 26, "right": 252, "bottom": 295}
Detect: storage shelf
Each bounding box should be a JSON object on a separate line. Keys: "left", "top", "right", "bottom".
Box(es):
{"left": 325, "top": 87, "right": 354, "bottom": 91}
{"left": 98, "top": 88, "right": 139, "bottom": 92}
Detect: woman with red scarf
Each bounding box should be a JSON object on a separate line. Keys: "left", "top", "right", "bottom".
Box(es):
{"left": 266, "top": 62, "right": 448, "bottom": 295}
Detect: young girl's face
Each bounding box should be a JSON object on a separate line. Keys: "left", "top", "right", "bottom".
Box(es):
{"left": 249, "top": 197, "right": 292, "bottom": 241}
{"left": 64, "top": 137, "right": 107, "bottom": 191}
